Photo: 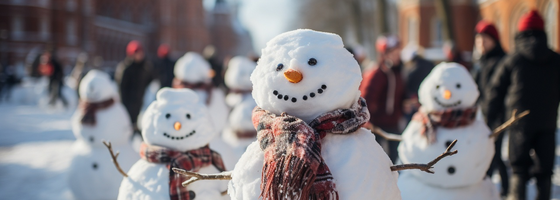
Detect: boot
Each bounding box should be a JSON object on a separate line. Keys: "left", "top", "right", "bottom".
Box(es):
{"left": 507, "top": 174, "right": 527, "bottom": 200}
{"left": 535, "top": 175, "right": 552, "bottom": 200}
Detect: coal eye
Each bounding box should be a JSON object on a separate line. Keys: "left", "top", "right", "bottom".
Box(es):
{"left": 276, "top": 63, "right": 284, "bottom": 71}
{"left": 186, "top": 114, "right": 191, "bottom": 119}
{"left": 165, "top": 113, "right": 171, "bottom": 119}
{"left": 308, "top": 58, "right": 317, "bottom": 66}
{"left": 456, "top": 83, "right": 461, "bottom": 89}
{"left": 436, "top": 85, "right": 440, "bottom": 89}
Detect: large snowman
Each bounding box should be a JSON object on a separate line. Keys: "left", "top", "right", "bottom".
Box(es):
{"left": 397, "top": 62, "right": 499, "bottom": 200}
{"left": 224, "top": 56, "right": 257, "bottom": 107}
{"left": 118, "top": 88, "right": 228, "bottom": 200}
{"left": 68, "top": 70, "right": 139, "bottom": 200}
{"left": 226, "top": 29, "right": 401, "bottom": 199}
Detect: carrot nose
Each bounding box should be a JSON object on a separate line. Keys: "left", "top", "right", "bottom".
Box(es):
{"left": 284, "top": 69, "right": 303, "bottom": 83}
{"left": 443, "top": 90, "right": 452, "bottom": 100}
{"left": 174, "top": 122, "right": 181, "bottom": 131}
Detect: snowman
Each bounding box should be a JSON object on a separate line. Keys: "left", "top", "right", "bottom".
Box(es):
{"left": 117, "top": 88, "right": 228, "bottom": 200}
{"left": 224, "top": 56, "right": 257, "bottom": 107}
{"left": 221, "top": 99, "right": 258, "bottom": 164}
{"left": 68, "top": 70, "right": 139, "bottom": 200}
{"left": 397, "top": 62, "right": 500, "bottom": 200}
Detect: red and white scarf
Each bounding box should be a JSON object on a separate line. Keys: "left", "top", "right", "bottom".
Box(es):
{"left": 253, "top": 97, "right": 369, "bottom": 200}
{"left": 140, "top": 143, "right": 226, "bottom": 200}
{"left": 412, "top": 106, "right": 478, "bottom": 144}
{"left": 79, "top": 98, "right": 115, "bottom": 126}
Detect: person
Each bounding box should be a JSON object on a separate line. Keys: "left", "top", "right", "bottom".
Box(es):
{"left": 472, "top": 20, "right": 509, "bottom": 197}
{"left": 401, "top": 44, "right": 434, "bottom": 123}
{"left": 35, "top": 49, "right": 68, "bottom": 107}
{"left": 114, "top": 40, "right": 154, "bottom": 132}
{"left": 444, "top": 41, "right": 471, "bottom": 71}
{"left": 486, "top": 10, "right": 560, "bottom": 200}
{"left": 360, "top": 36, "right": 405, "bottom": 163}
{"left": 155, "top": 44, "right": 175, "bottom": 89}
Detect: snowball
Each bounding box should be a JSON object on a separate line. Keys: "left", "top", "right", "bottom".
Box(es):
{"left": 79, "top": 70, "right": 118, "bottom": 103}
{"left": 174, "top": 52, "right": 213, "bottom": 83}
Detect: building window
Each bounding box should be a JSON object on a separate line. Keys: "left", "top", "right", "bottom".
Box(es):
{"left": 431, "top": 17, "right": 443, "bottom": 47}
{"left": 39, "top": 17, "right": 50, "bottom": 40}
{"left": 66, "top": 19, "right": 77, "bottom": 45}
{"left": 11, "top": 16, "right": 24, "bottom": 39}
{"left": 546, "top": 1, "right": 558, "bottom": 50}
{"left": 407, "top": 17, "right": 418, "bottom": 45}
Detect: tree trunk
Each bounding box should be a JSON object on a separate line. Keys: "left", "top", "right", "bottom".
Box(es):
{"left": 434, "top": 0, "right": 454, "bottom": 43}
{"left": 376, "top": 0, "right": 388, "bottom": 35}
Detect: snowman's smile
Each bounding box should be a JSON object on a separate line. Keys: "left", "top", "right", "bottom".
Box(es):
{"left": 162, "top": 130, "right": 196, "bottom": 140}
{"left": 434, "top": 97, "right": 461, "bottom": 108}
{"left": 272, "top": 84, "right": 327, "bottom": 103}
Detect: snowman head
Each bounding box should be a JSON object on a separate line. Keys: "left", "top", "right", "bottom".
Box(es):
{"left": 225, "top": 56, "right": 256, "bottom": 91}
{"left": 418, "top": 62, "right": 479, "bottom": 112}
{"left": 228, "top": 100, "right": 257, "bottom": 132}
{"left": 141, "top": 88, "right": 216, "bottom": 151}
{"left": 251, "top": 29, "right": 362, "bottom": 122}
{"left": 79, "top": 70, "right": 118, "bottom": 103}
{"left": 174, "top": 52, "right": 213, "bottom": 84}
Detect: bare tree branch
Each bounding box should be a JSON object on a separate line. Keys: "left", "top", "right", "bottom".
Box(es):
{"left": 370, "top": 126, "right": 403, "bottom": 141}
{"left": 102, "top": 141, "right": 128, "bottom": 177}
{"left": 489, "top": 109, "right": 530, "bottom": 139}
{"left": 390, "top": 140, "right": 458, "bottom": 174}
{"left": 172, "top": 168, "right": 232, "bottom": 187}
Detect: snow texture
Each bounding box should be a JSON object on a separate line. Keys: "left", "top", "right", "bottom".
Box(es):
{"left": 230, "top": 29, "right": 401, "bottom": 199}
{"left": 398, "top": 62, "right": 497, "bottom": 199}
{"left": 174, "top": 52, "right": 213, "bottom": 84}
{"left": 224, "top": 57, "right": 256, "bottom": 107}
{"left": 221, "top": 99, "right": 258, "bottom": 165}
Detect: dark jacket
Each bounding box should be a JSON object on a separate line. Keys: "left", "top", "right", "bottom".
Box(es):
{"left": 114, "top": 57, "right": 154, "bottom": 125}
{"left": 474, "top": 43, "right": 506, "bottom": 128}
{"left": 156, "top": 57, "right": 176, "bottom": 88}
{"left": 360, "top": 61, "right": 405, "bottom": 129}
{"left": 405, "top": 55, "right": 434, "bottom": 99}
{"left": 486, "top": 30, "right": 560, "bottom": 131}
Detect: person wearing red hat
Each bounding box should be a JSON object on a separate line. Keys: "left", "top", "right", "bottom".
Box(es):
{"left": 114, "top": 40, "right": 154, "bottom": 132}
{"left": 472, "top": 20, "right": 509, "bottom": 198}
{"left": 155, "top": 44, "right": 176, "bottom": 89}
{"left": 360, "top": 35, "right": 405, "bottom": 163}
{"left": 486, "top": 10, "right": 560, "bottom": 200}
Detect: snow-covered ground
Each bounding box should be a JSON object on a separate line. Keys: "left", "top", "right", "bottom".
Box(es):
{"left": 0, "top": 91, "right": 560, "bottom": 199}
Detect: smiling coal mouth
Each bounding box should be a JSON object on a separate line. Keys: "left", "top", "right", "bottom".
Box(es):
{"left": 434, "top": 97, "right": 461, "bottom": 108}
{"left": 272, "top": 84, "right": 327, "bottom": 103}
{"left": 163, "top": 130, "right": 196, "bottom": 140}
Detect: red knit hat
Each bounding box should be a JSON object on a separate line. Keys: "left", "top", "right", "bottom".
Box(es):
{"left": 376, "top": 36, "right": 400, "bottom": 54}
{"left": 157, "top": 44, "right": 170, "bottom": 58}
{"left": 126, "top": 40, "right": 143, "bottom": 56}
{"left": 476, "top": 20, "right": 500, "bottom": 41}
{"left": 518, "top": 10, "right": 544, "bottom": 32}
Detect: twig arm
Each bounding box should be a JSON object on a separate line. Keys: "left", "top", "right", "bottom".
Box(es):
{"left": 172, "top": 168, "right": 232, "bottom": 187}
{"left": 390, "top": 140, "right": 458, "bottom": 174}
{"left": 370, "top": 126, "right": 403, "bottom": 142}
{"left": 102, "top": 141, "right": 128, "bottom": 177}
{"left": 489, "top": 110, "right": 530, "bottom": 139}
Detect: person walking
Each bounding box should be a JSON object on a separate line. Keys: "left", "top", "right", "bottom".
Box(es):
{"left": 486, "top": 10, "right": 560, "bottom": 200}
{"left": 114, "top": 40, "right": 154, "bottom": 132}
{"left": 155, "top": 44, "right": 175, "bottom": 89}
{"left": 360, "top": 36, "right": 405, "bottom": 163}
{"left": 473, "top": 20, "right": 509, "bottom": 197}
{"left": 36, "top": 50, "right": 67, "bottom": 107}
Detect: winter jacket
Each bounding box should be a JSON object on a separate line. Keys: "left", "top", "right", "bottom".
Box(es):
{"left": 486, "top": 30, "right": 560, "bottom": 131}
{"left": 405, "top": 56, "right": 434, "bottom": 99}
{"left": 360, "top": 61, "right": 405, "bottom": 129}
{"left": 156, "top": 57, "right": 176, "bottom": 88}
{"left": 473, "top": 43, "right": 506, "bottom": 128}
{"left": 114, "top": 57, "right": 154, "bottom": 125}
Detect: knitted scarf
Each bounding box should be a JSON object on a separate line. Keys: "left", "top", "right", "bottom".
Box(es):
{"left": 412, "top": 106, "right": 478, "bottom": 144}
{"left": 253, "top": 97, "right": 369, "bottom": 200}
{"left": 172, "top": 78, "right": 213, "bottom": 105}
{"left": 140, "top": 143, "right": 226, "bottom": 200}
{"left": 79, "top": 98, "right": 115, "bottom": 126}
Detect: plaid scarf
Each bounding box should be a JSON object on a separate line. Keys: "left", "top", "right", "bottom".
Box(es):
{"left": 412, "top": 106, "right": 478, "bottom": 144}
{"left": 79, "top": 98, "right": 115, "bottom": 126}
{"left": 172, "top": 78, "right": 213, "bottom": 105}
{"left": 253, "top": 97, "right": 369, "bottom": 200}
{"left": 140, "top": 143, "right": 226, "bottom": 200}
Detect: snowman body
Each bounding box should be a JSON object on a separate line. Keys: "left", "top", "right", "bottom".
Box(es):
{"left": 228, "top": 29, "right": 401, "bottom": 199}
{"left": 222, "top": 99, "right": 258, "bottom": 165}
{"left": 397, "top": 63, "right": 499, "bottom": 200}
{"left": 118, "top": 88, "right": 228, "bottom": 200}
{"left": 68, "top": 70, "right": 138, "bottom": 200}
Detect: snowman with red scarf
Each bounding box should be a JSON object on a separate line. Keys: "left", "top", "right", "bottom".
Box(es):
{"left": 397, "top": 62, "right": 500, "bottom": 200}
{"left": 117, "top": 88, "right": 228, "bottom": 200}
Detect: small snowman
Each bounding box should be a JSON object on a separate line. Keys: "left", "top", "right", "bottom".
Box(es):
{"left": 224, "top": 56, "right": 257, "bottom": 107}
{"left": 397, "top": 62, "right": 500, "bottom": 200}
{"left": 221, "top": 99, "right": 258, "bottom": 164}
{"left": 117, "top": 88, "right": 228, "bottom": 200}
{"left": 68, "top": 70, "right": 139, "bottom": 200}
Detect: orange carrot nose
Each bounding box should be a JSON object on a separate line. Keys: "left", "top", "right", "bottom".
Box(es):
{"left": 284, "top": 69, "right": 303, "bottom": 83}
{"left": 443, "top": 90, "right": 452, "bottom": 100}
{"left": 174, "top": 122, "right": 181, "bottom": 131}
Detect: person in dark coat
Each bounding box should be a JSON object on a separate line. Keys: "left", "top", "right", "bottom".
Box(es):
{"left": 472, "top": 20, "right": 509, "bottom": 197}
{"left": 114, "top": 40, "right": 154, "bottom": 131}
{"left": 35, "top": 50, "right": 68, "bottom": 107}
{"left": 155, "top": 44, "right": 175, "bottom": 89}
{"left": 402, "top": 45, "right": 434, "bottom": 123}
{"left": 360, "top": 36, "right": 405, "bottom": 163}
{"left": 486, "top": 10, "right": 560, "bottom": 200}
